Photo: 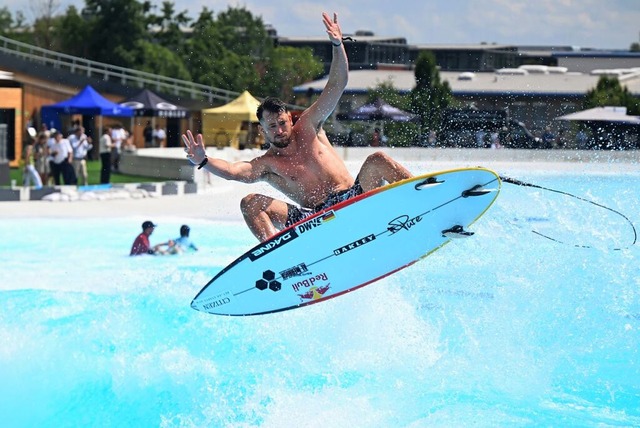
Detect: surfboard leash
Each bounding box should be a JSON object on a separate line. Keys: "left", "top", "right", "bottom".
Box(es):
{"left": 499, "top": 175, "right": 638, "bottom": 250}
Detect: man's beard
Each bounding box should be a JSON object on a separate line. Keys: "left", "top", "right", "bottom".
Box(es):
{"left": 269, "top": 135, "right": 290, "bottom": 148}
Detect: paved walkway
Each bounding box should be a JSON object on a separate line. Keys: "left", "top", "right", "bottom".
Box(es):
{"left": 2, "top": 148, "right": 638, "bottom": 220}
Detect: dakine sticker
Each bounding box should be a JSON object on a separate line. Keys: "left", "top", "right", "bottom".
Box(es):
{"left": 249, "top": 229, "right": 299, "bottom": 261}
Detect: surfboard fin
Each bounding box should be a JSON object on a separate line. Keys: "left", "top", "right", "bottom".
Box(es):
{"left": 442, "top": 225, "right": 475, "bottom": 239}
{"left": 462, "top": 184, "right": 493, "bottom": 197}
{"left": 415, "top": 176, "right": 444, "bottom": 190}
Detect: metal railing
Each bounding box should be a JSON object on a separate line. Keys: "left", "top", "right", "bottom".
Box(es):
{"left": 0, "top": 34, "right": 239, "bottom": 104}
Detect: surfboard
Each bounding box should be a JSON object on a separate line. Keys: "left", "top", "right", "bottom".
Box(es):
{"left": 192, "top": 167, "right": 501, "bottom": 316}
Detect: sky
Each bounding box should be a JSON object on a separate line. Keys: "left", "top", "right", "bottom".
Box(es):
{"left": 8, "top": 0, "right": 640, "bottom": 50}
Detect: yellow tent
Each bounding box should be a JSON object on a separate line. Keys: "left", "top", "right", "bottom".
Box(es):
{"left": 201, "top": 91, "right": 262, "bottom": 149}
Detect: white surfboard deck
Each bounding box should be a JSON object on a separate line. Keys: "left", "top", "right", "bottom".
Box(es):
{"left": 192, "top": 167, "right": 501, "bottom": 316}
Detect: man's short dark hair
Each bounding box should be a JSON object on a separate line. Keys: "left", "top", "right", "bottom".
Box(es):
{"left": 257, "top": 97, "right": 288, "bottom": 122}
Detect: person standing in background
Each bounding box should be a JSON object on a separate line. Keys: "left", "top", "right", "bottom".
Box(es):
{"left": 371, "top": 128, "right": 381, "bottom": 147}
{"left": 45, "top": 128, "right": 57, "bottom": 185}
{"left": 69, "top": 126, "right": 93, "bottom": 186}
{"left": 99, "top": 127, "right": 113, "bottom": 184}
{"left": 575, "top": 129, "right": 589, "bottom": 150}
{"left": 143, "top": 121, "right": 154, "bottom": 148}
{"left": 33, "top": 133, "right": 49, "bottom": 185}
{"left": 541, "top": 126, "right": 556, "bottom": 149}
{"left": 49, "top": 131, "right": 76, "bottom": 185}
{"left": 110, "top": 124, "right": 126, "bottom": 172}
{"left": 22, "top": 140, "right": 43, "bottom": 189}
{"left": 153, "top": 124, "right": 167, "bottom": 148}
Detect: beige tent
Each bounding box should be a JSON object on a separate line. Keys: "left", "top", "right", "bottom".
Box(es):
{"left": 201, "top": 91, "right": 262, "bottom": 149}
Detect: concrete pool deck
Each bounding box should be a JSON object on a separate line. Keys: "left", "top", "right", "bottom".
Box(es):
{"left": 1, "top": 147, "right": 638, "bottom": 220}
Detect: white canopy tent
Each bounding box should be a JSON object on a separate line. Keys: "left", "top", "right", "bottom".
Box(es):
{"left": 556, "top": 106, "right": 640, "bottom": 124}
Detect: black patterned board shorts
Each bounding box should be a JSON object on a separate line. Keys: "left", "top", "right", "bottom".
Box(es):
{"left": 285, "top": 178, "right": 363, "bottom": 227}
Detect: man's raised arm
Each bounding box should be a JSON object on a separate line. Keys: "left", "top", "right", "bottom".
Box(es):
{"left": 298, "top": 12, "right": 349, "bottom": 129}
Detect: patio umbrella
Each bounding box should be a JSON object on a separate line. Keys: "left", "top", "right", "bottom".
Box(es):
{"left": 336, "top": 98, "right": 419, "bottom": 144}
{"left": 120, "top": 89, "right": 189, "bottom": 118}
{"left": 337, "top": 98, "right": 418, "bottom": 123}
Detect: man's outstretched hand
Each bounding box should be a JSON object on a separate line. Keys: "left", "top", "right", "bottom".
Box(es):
{"left": 322, "top": 12, "right": 343, "bottom": 45}
{"left": 182, "top": 130, "right": 207, "bottom": 165}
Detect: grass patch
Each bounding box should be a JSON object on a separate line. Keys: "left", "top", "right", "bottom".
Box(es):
{"left": 9, "top": 160, "right": 161, "bottom": 186}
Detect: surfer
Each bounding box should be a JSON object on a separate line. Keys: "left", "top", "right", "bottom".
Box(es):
{"left": 164, "top": 224, "right": 199, "bottom": 254}
{"left": 129, "top": 221, "right": 173, "bottom": 256}
{"left": 182, "top": 12, "right": 412, "bottom": 242}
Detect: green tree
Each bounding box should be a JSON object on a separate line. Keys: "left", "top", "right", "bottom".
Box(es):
{"left": 120, "top": 39, "right": 191, "bottom": 81}
{"left": 584, "top": 76, "right": 640, "bottom": 115}
{"left": 409, "top": 51, "right": 452, "bottom": 137}
{"left": 181, "top": 8, "right": 217, "bottom": 81}
{"left": 183, "top": 8, "right": 260, "bottom": 93}
{"left": 51, "top": 0, "right": 185, "bottom": 81}
{"left": 53, "top": 6, "right": 91, "bottom": 58}
{"left": 259, "top": 46, "right": 323, "bottom": 101}
{"left": 82, "top": 0, "right": 149, "bottom": 66}
{"left": 215, "top": 7, "right": 273, "bottom": 58}
{"left": 366, "top": 80, "right": 407, "bottom": 107}
{"left": 364, "top": 81, "right": 419, "bottom": 147}
{"left": 30, "top": 0, "right": 64, "bottom": 48}
{"left": 0, "top": 7, "right": 13, "bottom": 35}
{"left": 630, "top": 42, "right": 640, "bottom": 52}
{"left": 0, "top": 7, "right": 26, "bottom": 35}
{"left": 146, "top": 1, "right": 191, "bottom": 52}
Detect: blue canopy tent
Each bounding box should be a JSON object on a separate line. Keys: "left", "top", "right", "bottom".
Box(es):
{"left": 41, "top": 85, "right": 134, "bottom": 133}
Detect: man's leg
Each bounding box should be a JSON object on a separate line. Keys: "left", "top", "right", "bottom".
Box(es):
{"left": 100, "top": 153, "right": 110, "bottom": 184}
{"left": 80, "top": 160, "right": 89, "bottom": 186}
{"left": 240, "top": 193, "right": 291, "bottom": 242}
{"left": 51, "top": 162, "right": 61, "bottom": 185}
{"left": 356, "top": 151, "right": 412, "bottom": 192}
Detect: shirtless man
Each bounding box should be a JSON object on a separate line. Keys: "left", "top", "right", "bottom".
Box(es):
{"left": 182, "top": 12, "right": 412, "bottom": 242}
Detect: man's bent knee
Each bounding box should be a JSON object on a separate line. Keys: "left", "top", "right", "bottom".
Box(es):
{"left": 364, "top": 151, "right": 390, "bottom": 166}
{"left": 241, "top": 193, "right": 268, "bottom": 216}
{"left": 240, "top": 193, "right": 289, "bottom": 242}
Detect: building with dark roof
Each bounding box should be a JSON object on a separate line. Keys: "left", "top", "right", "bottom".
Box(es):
{"left": 294, "top": 64, "right": 640, "bottom": 137}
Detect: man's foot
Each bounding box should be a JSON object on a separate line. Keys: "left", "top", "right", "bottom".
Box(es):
{"left": 442, "top": 225, "right": 474, "bottom": 238}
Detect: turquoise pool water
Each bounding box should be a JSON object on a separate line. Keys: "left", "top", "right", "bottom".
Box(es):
{"left": 1, "top": 172, "right": 639, "bottom": 427}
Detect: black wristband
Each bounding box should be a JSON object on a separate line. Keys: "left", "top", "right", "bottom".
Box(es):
{"left": 332, "top": 41, "right": 341, "bottom": 47}
{"left": 197, "top": 157, "right": 208, "bottom": 169}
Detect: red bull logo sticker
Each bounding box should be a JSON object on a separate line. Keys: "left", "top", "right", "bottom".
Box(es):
{"left": 292, "top": 272, "right": 331, "bottom": 301}
{"left": 298, "top": 284, "right": 331, "bottom": 301}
